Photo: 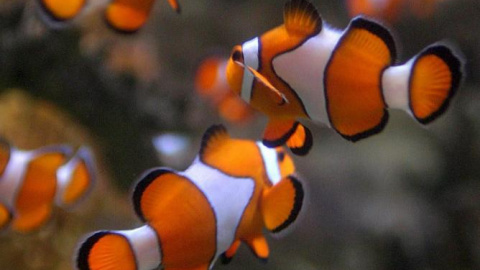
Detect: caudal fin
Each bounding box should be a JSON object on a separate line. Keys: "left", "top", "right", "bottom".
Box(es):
{"left": 408, "top": 44, "right": 463, "bottom": 124}
{"left": 382, "top": 44, "right": 463, "bottom": 124}
{"left": 76, "top": 225, "right": 161, "bottom": 270}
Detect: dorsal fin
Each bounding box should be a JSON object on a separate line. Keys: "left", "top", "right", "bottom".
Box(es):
{"left": 199, "top": 124, "right": 230, "bottom": 160}
{"left": 284, "top": 0, "right": 322, "bottom": 36}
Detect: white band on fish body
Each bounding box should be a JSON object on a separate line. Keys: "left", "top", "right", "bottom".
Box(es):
{"left": 241, "top": 37, "right": 260, "bottom": 103}
{"left": 117, "top": 225, "right": 162, "bottom": 270}
{"left": 256, "top": 142, "right": 281, "bottom": 185}
{"left": 0, "top": 149, "right": 32, "bottom": 208}
{"left": 182, "top": 158, "right": 255, "bottom": 266}
{"left": 382, "top": 59, "right": 414, "bottom": 112}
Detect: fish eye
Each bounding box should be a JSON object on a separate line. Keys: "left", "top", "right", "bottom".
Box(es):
{"left": 277, "top": 151, "right": 285, "bottom": 162}
{"left": 231, "top": 46, "right": 244, "bottom": 63}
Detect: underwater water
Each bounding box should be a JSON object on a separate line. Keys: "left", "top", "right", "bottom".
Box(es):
{"left": 0, "top": 0, "right": 480, "bottom": 269}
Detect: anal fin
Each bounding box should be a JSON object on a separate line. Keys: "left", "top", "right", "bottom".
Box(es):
{"left": 261, "top": 176, "right": 304, "bottom": 233}
{"left": 244, "top": 234, "right": 269, "bottom": 262}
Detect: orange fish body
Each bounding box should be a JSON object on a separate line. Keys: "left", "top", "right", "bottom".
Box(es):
{"left": 226, "top": 0, "right": 463, "bottom": 155}
{"left": 76, "top": 125, "right": 304, "bottom": 270}
{"left": 195, "top": 57, "right": 255, "bottom": 124}
{"left": 0, "top": 143, "right": 95, "bottom": 232}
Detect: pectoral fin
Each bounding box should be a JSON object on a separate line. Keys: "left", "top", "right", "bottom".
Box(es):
{"left": 244, "top": 234, "right": 269, "bottom": 262}
{"left": 235, "top": 61, "right": 288, "bottom": 106}
{"left": 262, "top": 175, "right": 304, "bottom": 233}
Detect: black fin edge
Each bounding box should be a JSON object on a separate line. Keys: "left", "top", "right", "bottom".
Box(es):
{"left": 221, "top": 253, "right": 233, "bottom": 265}
{"left": 76, "top": 231, "right": 110, "bottom": 270}
{"left": 289, "top": 124, "right": 313, "bottom": 156}
{"left": 262, "top": 122, "right": 299, "bottom": 148}
{"left": 339, "top": 110, "right": 390, "bottom": 142}
{"left": 132, "top": 168, "right": 175, "bottom": 222}
{"left": 199, "top": 124, "right": 228, "bottom": 158}
{"left": 350, "top": 16, "right": 397, "bottom": 63}
{"left": 284, "top": 0, "right": 322, "bottom": 34}
{"left": 271, "top": 175, "right": 304, "bottom": 234}
{"left": 409, "top": 44, "right": 464, "bottom": 124}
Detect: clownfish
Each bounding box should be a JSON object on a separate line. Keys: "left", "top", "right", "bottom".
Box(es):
{"left": 195, "top": 57, "right": 255, "bottom": 124}
{"left": 226, "top": 0, "right": 464, "bottom": 155}
{"left": 76, "top": 124, "right": 304, "bottom": 270}
{"left": 346, "top": 0, "right": 447, "bottom": 23}
{"left": 36, "top": 0, "right": 181, "bottom": 33}
{"left": 0, "top": 142, "right": 95, "bottom": 232}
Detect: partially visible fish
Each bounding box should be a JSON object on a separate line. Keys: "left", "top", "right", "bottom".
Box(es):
{"left": 0, "top": 142, "right": 95, "bottom": 232}
{"left": 195, "top": 56, "right": 255, "bottom": 124}
{"left": 36, "top": 0, "right": 181, "bottom": 33}
{"left": 76, "top": 124, "right": 304, "bottom": 270}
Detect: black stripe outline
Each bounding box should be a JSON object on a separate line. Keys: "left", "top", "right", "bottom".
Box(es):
{"left": 324, "top": 16, "right": 396, "bottom": 142}
{"left": 270, "top": 175, "right": 304, "bottom": 234}
{"left": 289, "top": 123, "right": 313, "bottom": 156}
{"left": 408, "top": 44, "right": 464, "bottom": 124}
{"left": 262, "top": 121, "right": 300, "bottom": 148}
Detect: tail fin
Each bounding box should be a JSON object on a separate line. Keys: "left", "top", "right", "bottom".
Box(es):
{"left": 408, "top": 44, "right": 463, "bottom": 124}
{"left": 55, "top": 146, "right": 95, "bottom": 207}
{"left": 383, "top": 44, "right": 463, "bottom": 124}
{"left": 76, "top": 225, "right": 161, "bottom": 270}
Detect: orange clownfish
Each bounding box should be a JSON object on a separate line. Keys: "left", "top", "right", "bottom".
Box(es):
{"left": 226, "top": 0, "right": 464, "bottom": 155}
{"left": 76, "top": 124, "right": 304, "bottom": 270}
{"left": 195, "top": 56, "right": 255, "bottom": 124}
{"left": 0, "top": 142, "right": 95, "bottom": 232}
{"left": 37, "top": 0, "right": 181, "bottom": 33}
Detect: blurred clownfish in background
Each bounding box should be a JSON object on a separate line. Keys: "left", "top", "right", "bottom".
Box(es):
{"left": 76, "top": 124, "right": 304, "bottom": 270}
{"left": 226, "top": 0, "right": 464, "bottom": 156}
{"left": 346, "top": 0, "right": 448, "bottom": 23}
{"left": 37, "top": 0, "right": 181, "bottom": 33}
{"left": 195, "top": 56, "right": 255, "bottom": 124}
{"left": 0, "top": 142, "right": 95, "bottom": 233}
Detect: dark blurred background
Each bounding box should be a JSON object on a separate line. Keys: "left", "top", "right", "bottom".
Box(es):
{"left": 0, "top": 0, "right": 479, "bottom": 269}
